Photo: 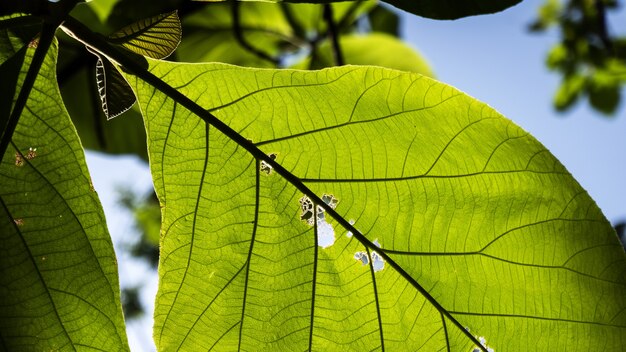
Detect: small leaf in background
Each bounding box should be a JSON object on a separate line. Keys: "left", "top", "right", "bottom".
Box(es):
{"left": 299, "top": 32, "right": 434, "bottom": 76}
{"left": 108, "top": 11, "right": 181, "bottom": 59}
{"left": 87, "top": 47, "right": 137, "bottom": 119}
{"left": 127, "top": 61, "right": 626, "bottom": 351}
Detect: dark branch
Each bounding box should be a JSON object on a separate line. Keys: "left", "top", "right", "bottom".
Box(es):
{"left": 322, "top": 4, "right": 344, "bottom": 66}
{"left": 231, "top": 1, "right": 279, "bottom": 65}
{"left": 0, "top": 23, "right": 57, "bottom": 159}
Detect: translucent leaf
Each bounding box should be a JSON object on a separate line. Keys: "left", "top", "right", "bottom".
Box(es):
{"left": 88, "top": 47, "right": 136, "bottom": 120}
{"left": 297, "top": 32, "right": 434, "bottom": 76}
{"left": 108, "top": 11, "right": 181, "bottom": 59}
{"left": 127, "top": 61, "right": 626, "bottom": 351}
{"left": 0, "top": 32, "right": 129, "bottom": 351}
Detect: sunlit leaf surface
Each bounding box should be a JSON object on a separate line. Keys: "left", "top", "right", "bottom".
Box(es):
{"left": 108, "top": 11, "right": 181, "bottom": 59}
{"left": 129, "top": 62, "right": 626, "bottom": 351}
{"left": 0, "top": 33, "right": 129, "bottom": 351}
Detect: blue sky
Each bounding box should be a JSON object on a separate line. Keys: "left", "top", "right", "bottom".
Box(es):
{"left": 400, "top": 0, "right": 625, "bottom": 222}
{"left": 85, "top": 1, "right": 626, "bottom": 349}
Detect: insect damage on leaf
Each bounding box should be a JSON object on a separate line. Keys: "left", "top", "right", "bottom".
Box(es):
{"left": 354, "top": 251, "right": 369, "bottom": 265}
{"left": 371, "top": 239, "right": 385, "bottom": 272}
{"left": 14, "top": 152, "right": 24, "bottom": 167}
{"left": 260, "top": 153, "right": 277, "bottom": 175}
{"left": 471, "top": 336, "right": 495, "bottom": 352}
{"left": 346, "top": 219, "right": 356, "bottom": 237}
{"left": 353, "top": 240, "right": 385, "bottom": 272}
{"left": 25, "top": 147, "right": 37, "bottom": 160}
{"left": 299, "top": 194, "right": 339, "bottom": 247}
{"left": 13, "top": 218, "right": 24, "bottom": 226}
{"left": 299, "top": 195, "right": 315, "bottom": 225}
{"left": 371, "top": 251, "right": 385, "bottom": 272}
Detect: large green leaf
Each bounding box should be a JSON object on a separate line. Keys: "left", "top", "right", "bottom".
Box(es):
{"left": 127, "top": 61, "right": 626, "bottom": 350}
{"left": 0, "top": 31, "right": 129, "bottom": 350}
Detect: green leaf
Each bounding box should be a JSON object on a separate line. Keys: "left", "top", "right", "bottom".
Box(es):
{"left": 58, "top": 59, "right": 148, "bottom": 158}
{"left": 0, "top": 32, "right": 129, "bottom": 350}
{"left": 127, "top": 61, "right": 626, "bottom": 350}
{"left": 88, "top": 47, "right": 137, "bottom": 119}
{"left": 177, "top": 2, "right": 292, "bottom": 67}
{"left": 108, "top": 11, "right": 181, "bottom": 59}
{"left": 297, "top": 32, "right": 434, "bottom": 76}
{"left": 206, "top": 0, "right": 523, "bottom": 20}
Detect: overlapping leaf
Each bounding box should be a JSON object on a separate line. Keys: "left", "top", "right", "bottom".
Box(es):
{"left": 0, "top": 31, "right": 129, "bottom": 351}
{"left": 127, "top": 61, "right": 626, "bottom": 351}
{"left": 108, "top": 11, "right": 181, "bottom": 59}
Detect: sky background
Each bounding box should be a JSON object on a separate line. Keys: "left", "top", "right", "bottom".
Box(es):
{"left": 85, "top": 1, "right": 625, "bottom": 350}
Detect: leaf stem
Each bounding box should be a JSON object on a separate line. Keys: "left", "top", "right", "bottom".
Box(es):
{"left": 322, "top": 4, "right": 344, "bottom": 66}
{"left": 0, "top": 23, "right": 56, "bottom": 160}
{"left": 62, "top": 16, "right": 487, "bottom": 351}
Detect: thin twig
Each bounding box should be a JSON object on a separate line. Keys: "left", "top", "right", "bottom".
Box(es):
{"left": 322, "top": 4, "right": 344, "bottom": 66}
{"left": 594, "top": 0, "right": 613, "bottom": 53}
{"left": 231, "top": 1, "right": 279, "bottom": 65}
{"left": 279, "top": 3, "right": 306, "bottom": 39}
{"left": 336, "top": 0, "right": 365, "bottom": 32}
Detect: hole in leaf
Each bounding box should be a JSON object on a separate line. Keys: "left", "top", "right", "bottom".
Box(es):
{"left": 471, "top": 336, "right": 494, "bottom": 352}
{"left": 13, "top": 218, "right": 24, "bottom": 226}
{"left": 321, "top": 193, "right": 338, "bottom": 209}
{"left": 300, "top": 194, "right": 339, "bottom": 247}
{"left": 354, "top": 251, "right": 369, "bottom": 265}
{"left": 317, "top": 218, "right": 335, "bottom": 248}
{"left": 346, "top": 219, "right": 356, "bottom": 238}
{"left": 260, "top": 153, "right": 277, "bottom": 175}
{"left": 299, "top": 195, "right": 315, "bottom": 225}
{"left": 371, "top": 251, "right": 385, "bottom": 272}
